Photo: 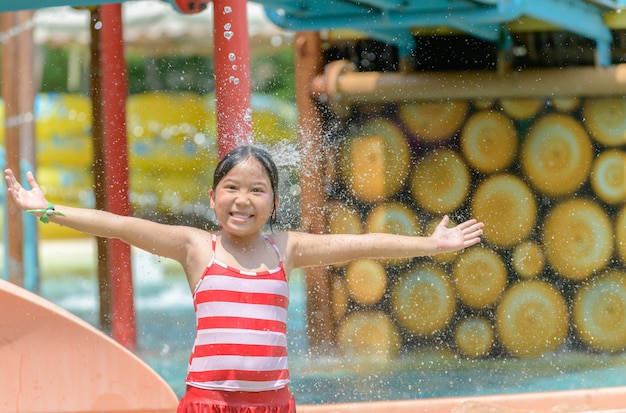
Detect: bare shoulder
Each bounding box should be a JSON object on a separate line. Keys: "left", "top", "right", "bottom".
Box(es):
{"left": 268, "top": 231, "right": 311, "bottom": 251}
{"left": 265, "top": 231, "right": 292, "bottom": 252}
{"left": 142, "top": 223, "right": 211, "bottom": 263}
{"left": 153, "top": 222, "right": 209, "bottom": 245}
{"left": 266, "top": 231, "right": 305, "bottom": 270}
{"left": 176, "top": 226, "right": 214, "bottom": 290}
{"left": 268, "top": 231, "right": 338, "bottom": 271}
{"left": 181, "top": 225, "right": 213, "bottom": 252}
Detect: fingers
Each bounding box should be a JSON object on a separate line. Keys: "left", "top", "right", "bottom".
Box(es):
{"left": 4, "top": 168, "right": 19, "bottom": 193}
{"left": 4, "top": 169, "right": 38, "bottom": 191}
{"left": 464, "top": 236, "right": 482, "bottom": 248}
{"left": 4, "top": 168, "right": 15, "bottom": 183}
{"left": 456, "top": 218, "right": 477, "bottom": 230}
{"left": 457, "top": 219, "right": 483, "bottom": 233}
{"left": 439, "top": 214, "right": 450, "bottom": 227}
{"left": 465, "top": 228, "right": 483, "bottom": 240}
{"left": 26, "top": 171, "right": 39, "bottom": 189}
{"left": 466, "top": 222, "right": 484, "bottom": 234}
{"left": 451, "top": 218, "right": 483, "bottom": 246}
{"left": 462, "top": 224, "right": 484, "bottom": 247}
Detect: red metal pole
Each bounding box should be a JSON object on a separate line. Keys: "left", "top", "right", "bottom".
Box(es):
{"left": 99, "top": 4, "right": 136, "bottom": 349}
{"left": 213, "top": 0, "right": 252, "bottom": 158}
{"left": 89, "top": 6, "right": 113, "bottom": 333}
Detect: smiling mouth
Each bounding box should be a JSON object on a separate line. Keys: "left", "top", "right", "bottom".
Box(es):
{"left": 230, "top": 212, "right": 252, "bottom": 222}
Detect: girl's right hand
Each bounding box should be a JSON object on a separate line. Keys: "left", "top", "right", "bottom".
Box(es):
{"left": 4, "top": 169, "right": 49, "bottom": 211}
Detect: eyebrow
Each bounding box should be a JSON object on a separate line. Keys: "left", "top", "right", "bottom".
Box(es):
{"left": 221, "top": 177, "right": 270, "bottom": 188}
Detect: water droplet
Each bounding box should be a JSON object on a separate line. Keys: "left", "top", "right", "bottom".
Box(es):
{"left": 224, "top": 31, "right": 234, "bottom": 40}
{"left": 193, "top": 133, "right": 206, "bottom": 145}
{"left": 290, "top": 184, "right": 302, "bottom": 196}
{"left": 223, "top": 6, "right": 232, "bottom": 14}
{"left": 228, "top": 53, "right": 236, "bottom": 61}
{"left": 224, "top": 23, "right": 231, "bottom": 30}
{"left": 232, "top": 65, "right": 238, "bottom": 70}
{"left": 271, "top": 35, "right": 283, "bottom": 47}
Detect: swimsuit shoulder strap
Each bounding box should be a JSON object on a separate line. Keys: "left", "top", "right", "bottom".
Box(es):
{"left": 262, "top": 235, "right": 283, "bottom": 263}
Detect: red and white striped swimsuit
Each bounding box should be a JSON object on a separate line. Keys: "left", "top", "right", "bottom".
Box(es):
{"left": 185, "top": 234, "right": 290, "bottom": 392}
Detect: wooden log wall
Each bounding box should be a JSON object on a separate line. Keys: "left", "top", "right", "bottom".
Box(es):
{"left": 328, "top": 96, "right": 626, "bottom": 360}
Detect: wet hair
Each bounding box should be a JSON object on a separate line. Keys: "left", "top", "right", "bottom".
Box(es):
{"left": 212, "top": 145, "right": 279, "bottom": 228}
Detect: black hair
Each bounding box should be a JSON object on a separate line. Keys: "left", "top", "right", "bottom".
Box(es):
{"left": 212, "top": 145, "right": 279, "bottom": 228}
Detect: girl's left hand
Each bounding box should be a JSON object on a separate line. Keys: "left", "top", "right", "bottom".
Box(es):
{"left": 431, "top": 215, "right": 484, "bottom": 252}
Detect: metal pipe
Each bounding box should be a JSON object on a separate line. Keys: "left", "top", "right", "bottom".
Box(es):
{"left": 213, "top": 0, "right": 252, "bottom": 157}
{"left": 99, "top": 3, "right": 136, "bottom": 349}
{"left": 310, "top": 60, "right": 626, "bottom": 106}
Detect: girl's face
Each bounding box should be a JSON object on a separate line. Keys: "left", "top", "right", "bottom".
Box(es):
{"left": 209, "top": 157, "right": 277, "bottom": 238}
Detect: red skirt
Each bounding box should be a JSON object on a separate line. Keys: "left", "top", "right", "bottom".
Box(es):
{"left": 177, "top": 385, "right": 296, "bottom": 413}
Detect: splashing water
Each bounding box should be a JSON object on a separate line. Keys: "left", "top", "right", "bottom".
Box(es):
{"left": 243, "top": 107, "right": 252, "bottom": 123}
{"left": 258, "top": 140, "right": 301, "bottom": 169}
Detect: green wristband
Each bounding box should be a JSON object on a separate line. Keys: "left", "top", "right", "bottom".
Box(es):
{"left": 26, "top": 202, "right": 66, "bottom": 224}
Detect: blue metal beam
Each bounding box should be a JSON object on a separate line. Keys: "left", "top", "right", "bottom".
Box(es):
{"left": 519, "top": 0, "right": 612, "bottom": 44}
{"left": 0, "top": 0, "right": 617, "bottom": 66}
{"left": 262, "top": 0, "right": 616, "bottom": 65}
{"left": 264, "top": 4, "right": 494, "bottom": 31}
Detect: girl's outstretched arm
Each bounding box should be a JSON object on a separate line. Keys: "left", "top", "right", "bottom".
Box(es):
{"left": 4, "top": 169, "right": 205, "bottom": 265}
{"left": 282, "top": 215, "right": 483, "bottom": 271}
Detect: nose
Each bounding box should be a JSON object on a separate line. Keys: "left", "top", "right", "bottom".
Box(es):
{"left": 235, "top": 190, "right": 251, "bottom": 205}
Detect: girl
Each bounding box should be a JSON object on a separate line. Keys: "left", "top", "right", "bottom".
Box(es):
{"left": 5, "top": 145, "right": 483, "bottom": 413}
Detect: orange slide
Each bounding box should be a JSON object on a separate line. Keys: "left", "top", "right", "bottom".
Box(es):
{"left": 0, "top": 278, "right": 179, "bottom": 413}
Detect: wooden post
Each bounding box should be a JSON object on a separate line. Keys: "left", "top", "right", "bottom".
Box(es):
{"left": 17, "top": 10, "right": 39, "bottom": 292}
{"left": 17, "top": 11, "right": 36, "bottom": 169}
{"left": 294, "top": 32, "right": 334, "bottom": 353}
{"left": 2, "top": 12, "right": 23, "bottom": 286}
